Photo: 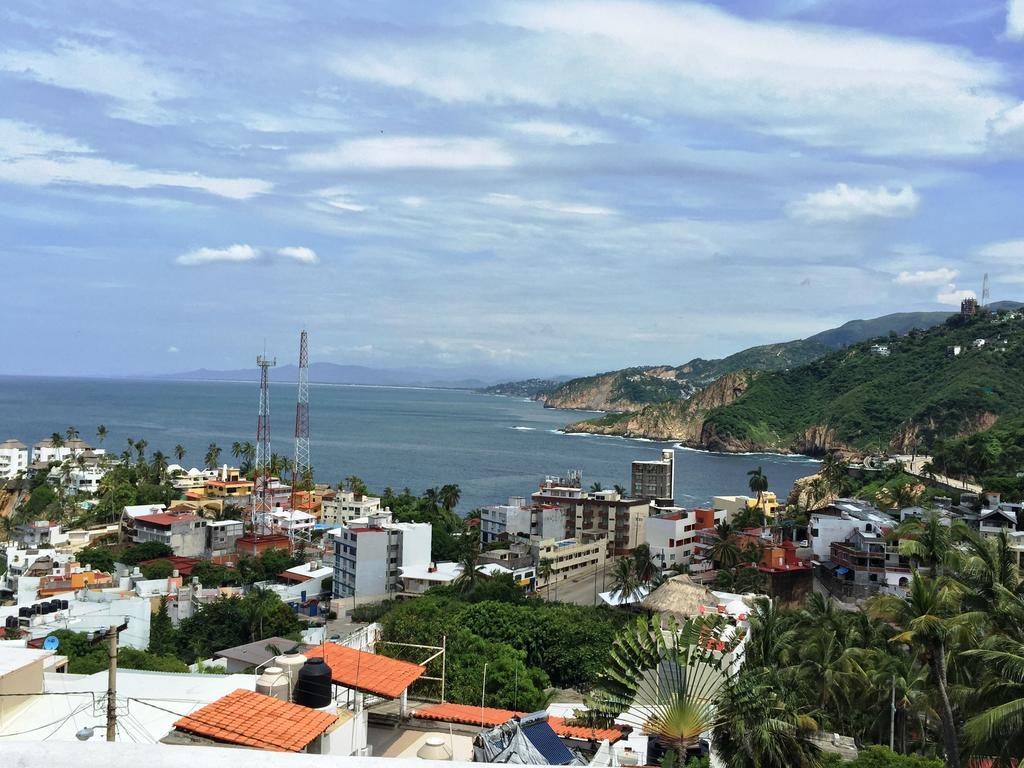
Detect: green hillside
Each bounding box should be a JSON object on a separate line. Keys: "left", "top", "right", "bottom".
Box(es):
{"left": 702, "top": 311, "right": 1024, "bottom": 454}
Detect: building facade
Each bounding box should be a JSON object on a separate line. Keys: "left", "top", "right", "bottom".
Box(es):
{"left": 320, "top": 490, "right": 382, "bottom": 526}
{"left": 0, "top": 439, "right": 29, "bottom": 479}
{"left": 532, "top": 478, "right": 649, "bottom": 556}
{"left": 631, "top": 449, "right": 675, "bottom": 503}
{"left": 131, "top": 512, "right": 207, "bottom": 557}
{"left": 331, "top": 511, "right": 432, "bottom": 598}
{"left": 645, "top": 507, "right": 725, "bottom": 570}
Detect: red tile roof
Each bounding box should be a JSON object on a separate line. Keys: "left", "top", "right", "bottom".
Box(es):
{"left": 412, "top": 703, "right": 624, "bottom": 743}
{"left": 173, "top": 689, "right": 336, "bottom": 752}
{"left": 136, "top": 512, "right": 202, "bottom": 526}
{"left": 315, "top": 644, "right": 425, "bottom": 699}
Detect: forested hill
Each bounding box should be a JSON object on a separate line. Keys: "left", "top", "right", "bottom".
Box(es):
{"left": 528, "top": 308, "right": 1014, "bottom": 413}
{"left": 572, "top": 310, "right": 1024, "bottom": 460}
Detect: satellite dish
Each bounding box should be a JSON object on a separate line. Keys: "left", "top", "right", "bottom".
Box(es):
{"left": 43, "top": 635, "right": 60, "bottom": 651}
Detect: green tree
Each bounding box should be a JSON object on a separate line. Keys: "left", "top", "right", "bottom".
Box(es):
{"left": 204, "top": 442, "right": 222, "bottom": 470}
{"left": 96, "top": 424, "right": 108, "bottom": 447}
{"left": 747, "top": 466, "right": 769, "bottom": 506}
{"left": 141, "top": 559, "right": 175, "bottom": 580}
{"left": 708, "top": 522, "right": 742, "bottom": 570}
{"left": 439, "top": 483, "right": 461, "bottom": 512}
{"left": 149, "top": 596, "right": 178, "bottom": 656}
{"left": 868, "top": 573, "right": 968, "bottom": 768}
{"left": 610, "top": 557, "right": 641, "bottom": 604}
{"left": 174, "top": 444, "right": 186, "bottom": 462}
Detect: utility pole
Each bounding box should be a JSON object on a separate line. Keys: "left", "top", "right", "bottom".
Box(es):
{"left": 106, "top": 623, "right": 118, "bottom": 742}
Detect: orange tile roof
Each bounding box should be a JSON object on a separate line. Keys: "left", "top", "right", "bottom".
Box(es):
{"left": 173, "top": 689, "right": 336, "bottom": 752}
{"left": 315, "top": 644, "right": 425, "bottom": 699}
{"left": 412, "top": 703, "right": 624, "bottom": 743}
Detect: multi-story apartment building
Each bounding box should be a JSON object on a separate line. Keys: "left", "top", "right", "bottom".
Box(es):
{"left": 645, "top": 507, "right": 725, "bottom": 570}
{"left": 479, "top": 497, "right": 569, "bottom": 545}
{"left": 829, "top": 528, "right": 912, "bottom": 595}
{"left": 0, "top": 439, "right": 29, "bottom": 479}
{"left": 631, "top": 449, "right": 675, "bottom": 503}
{"left": 532, "top": 475, "right": 649, "bottom": 556}
{"left": 14, "top": 521, "right": 70, "bottom": 549}
{"left": 206, "top": 520, "right": 245, "bottom": 556}
{"left": 202, "top": 466, "right": 255, "bottom": 501}
{"left": 320, "top": 489, "right": 382, "bottom": 526}
{"left": 530, "top": 536, "right": 606, "bottom": 588}
{"left": 131, "top": 511, "right": 207, "bottom": 557}
{"left": 331, "top": 510, "right": 432, "bottom": 599}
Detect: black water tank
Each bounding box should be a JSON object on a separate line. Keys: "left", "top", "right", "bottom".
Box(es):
{"left": 293, "top": 657, "right": 332, "bottom": 708}
{"left": 19, "top": 606, "right": 31, "bottom": 618}
{"left": 29, "top": 604, "right": 39, "bottom": 615}
{"left": 49, "top": 599, "right": 61, "bottom": 611}
{"left": 60, "top": 599, "right": 69, "bottom": 610}
{"left": 39, "top": 603, "right": 52, "bottom": 615}
{"left": 5, "top": 615, "right": 17, "bottom": 628}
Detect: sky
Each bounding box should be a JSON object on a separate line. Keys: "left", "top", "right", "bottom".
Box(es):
{"left": 2, "top": 0, "right": 1024, "bottom": 379}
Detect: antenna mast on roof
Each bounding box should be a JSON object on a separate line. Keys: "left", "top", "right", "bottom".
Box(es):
{"left": 290, "top": 330, "right": 311, "bottom": 548}
{"left": 253, "top": 353, "right": 276, "bottom": 554}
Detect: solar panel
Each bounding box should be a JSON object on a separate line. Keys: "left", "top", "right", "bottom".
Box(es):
{"left": 522, "top": 719, "right": 576, "bottom": 765}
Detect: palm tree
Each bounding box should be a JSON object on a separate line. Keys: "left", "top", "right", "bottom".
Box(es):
{"left": 134, "top": 438, "right": 147, "bottom": 463}
{"left": 747, "top": 466, "right": 768, "bottom": 507}
{"left": 954, "top": 527, "right": 1019, "bottom": 612}
{"left": 868, "top": 572, "right": 970, "bottom": 768}
{"left": 963, "top": 629, "right": 1024, "bottom": 760}
{"left": 708, "top": 522, "right": 742, "bottom": 570}
{"left": 613, "top": 484, "right": 627, "bottom": 496}
{"left": 820, "top": 451, "right": 847, "bottom": 493}
{"left": 590, "top": 482, "right": 604, "bottom": 493}
{"left": 896, "top": 512, "right": 959, "bottom": 576}
{"left": 713, "top": 668, "right": 824, "bottom": 768}
{"left": 173, "top": 444, "right": 186, "bottom": 463}
{"left": 610, "top": 557, "right": 641, "bottom": 604}
{"left": 49, "top": 432, "right": 64, "bottom": 461}
{"left": 454, "top": 531, "right": 482, "bottom": 596}
{"left": 587, "top": 614, "right": 745, "bottom": 760}
{"left": 345, "top": 475, "right": 368, "bottom": 496}
{"left": 231, "top": 441, "right": 243, "bottom": 462}
{"left": 150, "top": 450, "right": 168, "bottom": 483}
{"left": 243, "top": 587, "right": 279, "bottom": 640}
{"left": 536, "top": 558, "right": 553, "bottom": 594}
{"left": 876, "top": 482, "right": 924, "bottom": 511}
{"left": 65, "top": 426, "right": 79, "bottom": 443}
{"left": 439, "top": 484, "right": 461, "bottom": 513}
{"left": 205, "top": 443, "right": 222, "bottom": 470}
{"left": 423, "top": 487, "right": 440, "bottom": 512}
{"left": 632, "top": 543, "right": 657, "bottom": 583}
{"left": 95, "top": 424, "right": 108, "bottom": 447}
{"left": 797, "top": 629, "right": 865, "bottom": 730}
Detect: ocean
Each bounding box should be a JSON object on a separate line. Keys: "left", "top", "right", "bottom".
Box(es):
{"left": 0, "top": 376, "right": 819, "bottom": 512}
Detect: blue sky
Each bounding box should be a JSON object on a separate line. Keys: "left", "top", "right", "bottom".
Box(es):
{"left": 3, "top": 0, "right": 1024, "bottom": 378}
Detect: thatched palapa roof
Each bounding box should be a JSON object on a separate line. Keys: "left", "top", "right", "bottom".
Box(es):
{"left": 640, "top": 574, "right": 718, "bottom": 619}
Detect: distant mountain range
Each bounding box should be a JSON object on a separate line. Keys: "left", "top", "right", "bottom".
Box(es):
{"left": 155, "top": 362, "right": 550, "bottom": 390}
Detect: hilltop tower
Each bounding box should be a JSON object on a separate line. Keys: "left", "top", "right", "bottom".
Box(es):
{"left": 291, "top": 330, "right": 310, "bottom": 514}
{"left": 253, "top": 353, "right": 276, "bottom": 549}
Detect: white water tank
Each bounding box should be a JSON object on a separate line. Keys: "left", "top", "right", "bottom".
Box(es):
{"left": 256, "top": 666, "right": 290, "bottom": 701}
{"left": 275, "top": 653, "right": 307, "bottom": 699}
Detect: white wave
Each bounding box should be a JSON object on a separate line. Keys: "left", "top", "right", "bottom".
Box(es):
{"left": 510, "top": 426, "right": 536, "bottom": 431}
{"left": 671, "top": 443, "right": 821, "bottom": 462}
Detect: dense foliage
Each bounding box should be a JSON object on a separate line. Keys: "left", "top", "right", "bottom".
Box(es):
{"left": 702, "top": 311, "right": 1024, "bottom": 455}
{"left": 375, "top": 591, "right": 629, "bottom": 709}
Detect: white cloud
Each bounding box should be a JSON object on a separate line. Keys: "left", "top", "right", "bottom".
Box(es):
{"left": 325, "top": 199, "right": 367, "bottom": 212}
{"left": 1009, "top": 0, "right": 1024, "bottom": 39}
{"left": 399, "top": 196, "right": 426, "bottom": 208}
{"left": 292, "top": 136, "right": 514, "bottom": 170}
{"left": 0, "top": 120, "right": 271, "bottom": 199}
{"left": 278, "top": 246, "right": 319, "bottom": 264}
{"left": 509, "top": 120, "right": 608, "bottom": 145}
{"left": 936, "top": 284, "right": 976, "bottom": 306}
{"left": 894, "top": 267, "right": 959, "bottom": 286}
{"left": 0, "top": 40, "right": 183, "bottom": 122}
{"left": 330, "top": 0, "right": 1013, "bottom": 157}
{"left": 975, "top": 238, "right": 1024, "bottom": 263}
{"left": 484, "top": 193, "right": 615, "bottom": 216}
{"left": 787, "top": 183, "right": 920, "bottom": 222}
{"left": 988, "top": 102, "right": 1024, "bottom": 153}
{"left": 167, "top": 346, "right": 180, "bottom": 353}
{"left": 176, "top": 244, "right": 259, "bottom": 266}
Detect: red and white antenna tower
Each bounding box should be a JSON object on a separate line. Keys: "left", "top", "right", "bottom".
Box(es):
{"left": 253, "top": 353, "right": 276, "bottom": 551}
{"left": 291, "top": 330, "right": 310, "bottom": 514}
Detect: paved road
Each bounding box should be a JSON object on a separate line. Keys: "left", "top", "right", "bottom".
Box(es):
{"left": 895, "top": 454, "right": 981, "bottom": 493}
{"left": 540, "top": 560, "right": 619, "bottom": 606}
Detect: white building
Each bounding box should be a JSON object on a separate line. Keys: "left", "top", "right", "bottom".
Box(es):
{"left": 0, "top": 439, "right": 29, "bottom": 479}
{"left": 14, "top": 520, "right": 70, "bottom": 549}
{"left": 49, "top": 464, "right": 106, "bottom": 495}
{"left": 399, "top": 561, "right": 463, "bottom": 594}
{"left": 810, "top": 499, "right": 894, "bottom": 561}
{"left": 168, "top": 465, "right": 217, "bottom": 490}
{"left": 320, "top": 489, "right": 382, "bottom": 526}
{"left": 31, "top": 438, "right": 104, "bottom": 465}
{"left": 331, "top": 510, "right": 432, "bottom": 599}
{"left": 644, "top": 507, "right": 727, "bottom": 570}
{"left": 480, "top": 496, "right": 532, "bottom": 544}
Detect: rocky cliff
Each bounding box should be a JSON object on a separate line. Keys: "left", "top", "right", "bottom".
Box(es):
{"left": 564, "top": 371, "right": 754, "bottom": 443}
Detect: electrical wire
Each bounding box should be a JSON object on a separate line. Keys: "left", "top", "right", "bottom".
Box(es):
{"left": 4, "top": 701, "right": 93, "bottom": 739}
